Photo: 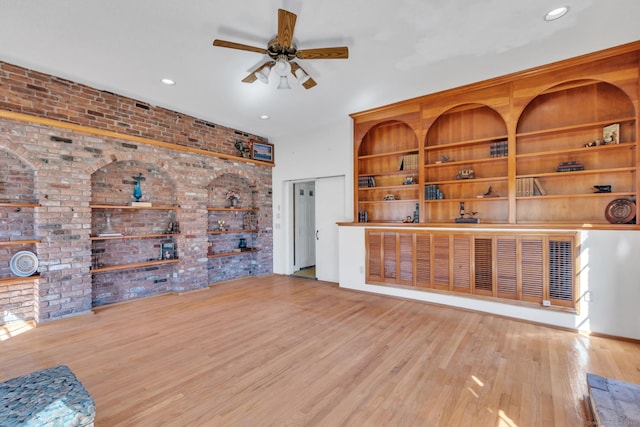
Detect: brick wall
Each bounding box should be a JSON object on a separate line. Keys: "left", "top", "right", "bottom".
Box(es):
{"left": 0, "top": 62, "right": 266, "bottom": 154}
{"left": 0, "top": 61, "right": 273, "bottom": 322}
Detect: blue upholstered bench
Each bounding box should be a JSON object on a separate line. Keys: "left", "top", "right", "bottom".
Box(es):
{"left": 0, "top": 365, "right": 95, "bottom": 426}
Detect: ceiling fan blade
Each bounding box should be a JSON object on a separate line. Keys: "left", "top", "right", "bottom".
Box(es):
{"left": 277, "top": 9, "right": 297, "bottom": 48}
{"left": 302, "top": 78, "right": 317, "bottom": 90}
{"left": 296, "top": 47, "right": 349, "bottom": 60}
{"left": 242, "top": 73, "right": 258, "bottom": 83}
{"left": 213, "top": 39, "right": 266, "bottom": 54}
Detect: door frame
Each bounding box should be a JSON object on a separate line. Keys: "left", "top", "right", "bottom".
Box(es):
{"left": 283, "top": 175, "right": 346, "bottom": 277}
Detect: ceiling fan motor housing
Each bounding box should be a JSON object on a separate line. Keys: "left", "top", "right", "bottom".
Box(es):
{"left": 267, "top": 38, "right": 297, "bottom": 61}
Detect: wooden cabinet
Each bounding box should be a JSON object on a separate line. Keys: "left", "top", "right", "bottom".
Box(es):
{"left": 90, "top": 205, "right": 180, "bottom": 273}
{"left": 351, "top": 42, "right": 640, "bottom": 228}
{"left": 366, "top": 229, "right": 578, "bottom": 310}
{"left": 207, "top": 208, "right": 259, "bottom": 258}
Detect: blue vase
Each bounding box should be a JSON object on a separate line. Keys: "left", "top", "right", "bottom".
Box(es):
{"left": 133, "top": 173, "right": 142, "bottom": 202}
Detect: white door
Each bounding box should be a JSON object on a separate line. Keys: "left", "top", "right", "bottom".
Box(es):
{"left": 294, "top": 182, "right": 316, "bottom": 270}
{"left": 315, "top": 176, "right": 346, "bottom": 282}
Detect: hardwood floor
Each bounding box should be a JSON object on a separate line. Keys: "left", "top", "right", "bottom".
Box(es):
{"left": 1, "top": 275, "right": 639, "bottom": 426}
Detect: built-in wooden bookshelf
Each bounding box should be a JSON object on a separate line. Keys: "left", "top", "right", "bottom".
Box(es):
{"left": 351, "top": 41, "right": 640, "bottom": 228}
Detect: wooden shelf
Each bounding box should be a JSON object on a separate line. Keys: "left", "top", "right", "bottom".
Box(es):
{"left": 0, "top": 275, "right": 40, "bottom": 285}
{"left": 359, "top": 199, "right": 419, "bottom": 204}
{"left": 425, "top": 197, "right": 508, "bottom": 203}
{"left": 425, "top": 157, "right": 507, "bottom": 168}
{"left": 90, "top": 204, "right": 180, "bottom": 210}
{"left": 516, "top": 142, "right": 635, "bottom": 159}
{"left": 0, "top": 240, "right": 39, "bottom": 246}
{"left": 91, "top": 258, "right": 180, "bottom": 273}
{"left": 207, "top": 207, "right": 259, "bottom": 212}
{"left": 358, "top": 184, "right": 419, "bottom": 191}
{"left": 358, "top": 170, "right": 418, "bottom": 178}
{"left": 424, "top": 135, "right": 508, "bottom": 151}
{"left": 358, "top": 148, "right": 418, "bottom": 160}
{"left": 0, "top": 202, "right": 39, "bottom": 207}
{"left": 517, "top": 192, "right": 635, "bottom": 200}
{"left": 425, "top": 176, "right": 508, "bottom": 186}
{"left": 90, "top": 233, "right": 180, "bottom": 241}
{"left": 516, "top": 167, "right": 636, "bottom": 179}
{"left": 516, "top": 117, "right": 636, "bottom": 139}
{"left": 208, "top": 229, "right": 258, "bottom": 235}
{"left": 208, "top": 249, "right": 259, "bottom": 258}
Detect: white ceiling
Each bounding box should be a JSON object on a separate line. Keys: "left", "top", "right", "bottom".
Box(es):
{"left": 1, "top": 1, "right": 640, "bottom": 141}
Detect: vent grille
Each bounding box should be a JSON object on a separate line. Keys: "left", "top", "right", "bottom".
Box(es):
{"left": 521, "top": 239, "right": 544, "bottom": 299}
{"left": 549, "top": 240, "right": 573, "bottom": 302}
{"left": 367, "top": 232, "right": 382, "bottom": 279}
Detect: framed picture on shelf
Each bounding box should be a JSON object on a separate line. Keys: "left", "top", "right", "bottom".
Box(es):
{"left": 603, "top": 123, "right": 620, "bottom": 144}
{"left": 161, "top": 241, "right": 175, "bottom": 260}
{"left": 251, "top": 141, "right": 274, "bottom": 163}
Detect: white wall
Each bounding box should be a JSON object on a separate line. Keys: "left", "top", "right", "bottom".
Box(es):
{"left": 271, "top": 119, "right": 354, "bottom": 274}
{"left": 339, "top": 226, "right": 640, "bottom": 340}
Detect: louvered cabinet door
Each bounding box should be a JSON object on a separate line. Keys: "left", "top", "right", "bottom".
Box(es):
{"left": 496, "top": 236, "right": 517, "bottom": 299}
{"left": 433, "top": 233, "right": 450, "bottom": 290}
{"left": 415, "top": 233, "right": 432, "bottom": 288}
{"left": 474, "top": 236, "right": 494, "bottom": 296}
{"left": 520, "top": 236, "right": 545, "bottom": 303}
{"left": 398, "top": 232, "right": 415, "bottom": 286}
{"left": 453, "top": 235, "right": 472, "bottom": 293}
{"left": 366, "top": 230, "right": 384, "bottom": 283}
{"left": 383, "top": 232, "right": 398, "bottom": 281}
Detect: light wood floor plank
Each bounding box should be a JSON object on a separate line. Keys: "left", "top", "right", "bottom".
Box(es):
{"left": 1, "top": 274, "right": 639, "bottom": 426}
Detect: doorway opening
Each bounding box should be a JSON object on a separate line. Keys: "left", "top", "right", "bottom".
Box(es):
{"left": 286, "top": 175, "right": 345, "bottom": 283}
{"left": 292, "top": 181, "right": 316, "bottom": 279}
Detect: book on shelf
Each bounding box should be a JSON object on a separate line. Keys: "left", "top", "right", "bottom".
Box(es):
{"left": 358, "top": 176, "right": 376, "bottom": 188}
{"left": 490, "top": 139, "right": 508, "bottom": 157}
{"left": 556, "top": 161, "right": 584, "bottom": 172}
{"left": 516, "top": 177, "right": 546, "bottom": 196}
{"left": 399, "top": 154, "right": 419, "bottom": 171}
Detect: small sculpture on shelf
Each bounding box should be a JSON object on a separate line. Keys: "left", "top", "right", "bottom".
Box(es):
{"left": 454, "top": 201, "right": 480, "bottom": 224}
{"left": 217, "top": 220, "right": 226, "bottom": 231}
{"left": 226, "top": 190, "right": 240, "bottom": 208}
{"left": 402, "top": 176, "right": 415, "bottom": 185}
{"left": 456, "top": 168, "right": 475, "bottom": 180}
{"left": 383, "top": 194, "right": 396, "bottom": 201}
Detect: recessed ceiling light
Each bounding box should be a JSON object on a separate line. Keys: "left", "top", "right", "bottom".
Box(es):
{"left": 545, "top": 6, "right": 569, "bottom": 21}
{"left": 259, "top": 115, "right": 270, "bottom": 120}
{"left": 161, "top": 78, "right": 176, "bottom": 86}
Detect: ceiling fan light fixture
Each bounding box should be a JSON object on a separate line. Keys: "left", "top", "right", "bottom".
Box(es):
{"left": 274, "top": 56, "right": 292, "bottom": 77}
{"left": 294, "top": 68, "right": 310, "bottom": 85}
{"left": 277, "top": 75, "right": 291, "bottom": 90}
{"left": 256, "top": 66, "right": 271, "bottom": 84}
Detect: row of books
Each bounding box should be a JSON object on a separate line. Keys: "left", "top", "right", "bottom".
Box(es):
{"left": 557, "top": 161, "right": 584, "bottom": 172}
{"left": 516, "top": 177, "right": 546, "bottom": 197}
{"left": 490, "top": 140, "right": 508, "bottom": 157}
{"left": 399, "top": 154, "right": 419, "bottom": 171}
{"left": 424, "top": 184, "right": 444, "bottom": 200}
{"left": 358, "top": 176, "right": 376, "bottom": 188}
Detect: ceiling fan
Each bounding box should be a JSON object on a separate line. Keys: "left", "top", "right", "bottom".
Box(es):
{"left": 212, "top": 9, "right": 349, "bottom": 90}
